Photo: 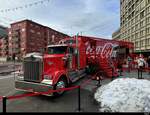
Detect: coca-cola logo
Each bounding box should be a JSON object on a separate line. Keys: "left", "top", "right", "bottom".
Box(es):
{"left": 86, "top": 42, "right": 115, "bottom": 58}
{"left": 101, "top": 43, "right": 114, "bottom": 58}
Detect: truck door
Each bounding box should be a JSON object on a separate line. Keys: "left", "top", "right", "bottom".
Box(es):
{"left": 67, "top": 47, "right": 76, "bottom": 70}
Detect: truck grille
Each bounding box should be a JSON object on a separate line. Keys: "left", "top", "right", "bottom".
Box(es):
{"left": 23, "top": 57, "right": 43, "bottom": 82}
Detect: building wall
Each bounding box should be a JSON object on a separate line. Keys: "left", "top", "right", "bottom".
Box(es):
{"left": 0, "top": 25, "right": 7, "bottom": 38}
{"left": 112, "top": 28, "right": 121, "bottom": 40}
{"left": 0, "top": 26, "right": 8, "bottom": 57}
{"left": 0, "top": 37, "right": 8, "bottom": 57}
{"left": 120, "top": 0, "right": 150, "bottom": 53}
{"left": 8, "top": 19, "right": 69, "bottom": 59}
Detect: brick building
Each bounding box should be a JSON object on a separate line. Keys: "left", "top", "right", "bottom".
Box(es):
{"left": 0, "top": 37, "right": 9, "bottom": 57}
{"left": 0, "top": 25, "right": 8, "bottom": 57}
{"left": 8, "top": 19, "right": 69, "bottom": 60}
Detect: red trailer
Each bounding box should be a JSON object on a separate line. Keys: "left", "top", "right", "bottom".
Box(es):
{"left": 15, "top": 35, "right": 134, "bottom": 96}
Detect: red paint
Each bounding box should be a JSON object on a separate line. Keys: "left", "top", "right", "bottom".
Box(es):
{"left": 17, "top": 35, "right": 134, "bottom": 94}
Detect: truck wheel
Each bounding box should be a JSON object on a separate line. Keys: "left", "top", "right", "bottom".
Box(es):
{"left": 53, "top": 78, "right": 67, "bottom": 96}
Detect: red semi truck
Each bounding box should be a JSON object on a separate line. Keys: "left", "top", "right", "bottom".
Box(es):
{"left": 15, "top": 36, "right": 134, "bottom": 96}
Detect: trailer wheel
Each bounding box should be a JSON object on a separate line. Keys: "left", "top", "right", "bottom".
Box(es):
{"left": 53, "top": 77, "right": 67, "bottom": 96}
{"left": 86, "top": 63, "right": 99, "bottom": 75}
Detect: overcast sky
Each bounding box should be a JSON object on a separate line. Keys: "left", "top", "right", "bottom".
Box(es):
{"left": 0, "top": 0, "right": 120, "bottom": 39}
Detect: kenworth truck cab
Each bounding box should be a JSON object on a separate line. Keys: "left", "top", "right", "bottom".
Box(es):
{"left": 15, "top": 36, "right": 87, "bottom": 96}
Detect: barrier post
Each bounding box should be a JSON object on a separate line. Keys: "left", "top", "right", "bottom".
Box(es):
{"left": 78, "top": 86, "right": 81, "bottom": 112}
{"left": 138, "top": 68, "right": 139, "bottom": 79}
{"left": 111, "top": 68, "right": 114, "bottom": 81}
{"left": 141, "top": 68, "right": 143, "bottom": 79}
{"left": 75, "top": 85, "right": 83, "bottom": 112}
{"left": 2, "top": 96, "right": 7, "bottom": 113}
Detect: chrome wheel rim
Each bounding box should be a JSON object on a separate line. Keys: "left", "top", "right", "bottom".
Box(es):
{"left": 56, "top": 81, "right": 65, "bottom": 94}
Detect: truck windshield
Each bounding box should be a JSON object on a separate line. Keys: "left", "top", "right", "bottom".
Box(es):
{"left": 47, "top": 46, "right": 67, "bottom": 54}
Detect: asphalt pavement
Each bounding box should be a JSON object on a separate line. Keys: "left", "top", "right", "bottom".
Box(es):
{"left": 0, "top": 66, "right": 150, "bottom": 112}
{"left": 0, "top": 74, "right": 100, "bottom": 112}
{"left": 0, "top": 62, "right": 22, "bottom": 74}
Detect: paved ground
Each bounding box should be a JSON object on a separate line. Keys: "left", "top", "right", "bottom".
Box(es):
{"left": 0, "top": 62, "right": 21, "bottom": 74}
{"left": 119, "top": 70, "right": 150, "bottom": 80}
{"left": 0, "top": 74, "right": 100, "bottom": 112}
{"left": 0, "top": 64, "right": 150, "bottom": 112}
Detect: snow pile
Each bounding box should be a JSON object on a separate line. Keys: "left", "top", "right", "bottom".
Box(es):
{"left": 94, "top": 78, "right": 150, "bottom": 112}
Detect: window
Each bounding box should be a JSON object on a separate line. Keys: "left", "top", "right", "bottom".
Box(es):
{"left": 146, "top": 39, "right": 149, "bottom": 46}
{"left": 140, "top": 1, "right": 145, "bottom": 9}
{"left": 141, "top": 40, "right": 145, "bottom": 47}
{"left": 140, "top": 21, "right": 144, "bottom": 27}
{"left": 131, "top": 11, "right": 135, "bottom": 17}
{"left": 52, "top": 35, "right": 55, "bottom": 42}
{"left": 47, "top": 46, "right": 67, "bottom": 54}
{"left": 147, "top": 0, "right": 150, "bottom": 4}
{"left": 30, "top": 24, "right": 33, "bottom": 27}
{"left": 146, "top": 27, "right": 150, "bottom": 35}
{"left": 146, "top": 6, "right": 150, "bottom": 14}
{"left": 30, "top": 29, "right": 35, "bottom": 33}
{"left": 131, "top": 26, "right": 135, "bottom": 32}
{"left": 135, "top": 33, "right": 138, "bottom": 38}
{"left": 140, "top": 30, "right": 144, "bottom": 37}
{"left": 37, "top": 32, "right": 41, "bottom": 35}
{"left": 22, "top": 28, "right": 25, "bottom": 32}
{"left": 140, "top": 11, "right": 145, "bottom": 19}
{"left": 128, "top": 21, "right": 131, "bottom": 26}
{"left": 131, "top": 19, "right": 134, "bottom": 24}
{"left": 148, "top": 38, "right": 150, "bottom": 46}
{"left": 135, "top": 41, "right": 138, "bottom": 48}
{"left": 146, "top": 17, "right": 150, "bottom": 24}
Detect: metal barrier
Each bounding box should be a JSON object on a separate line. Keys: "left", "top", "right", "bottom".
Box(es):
{"left": 0, "top": 75, "right": 102, "bottom": 113}
{"left": 1, "top": 85, "right": 80, "bottom": 113}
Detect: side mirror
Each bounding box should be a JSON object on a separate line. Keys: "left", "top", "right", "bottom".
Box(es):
{"left": 62, "top": 56, "right": 67, "bottom": 61}
{"left": 74, "top": 49, "right": 78, "bottom": 55}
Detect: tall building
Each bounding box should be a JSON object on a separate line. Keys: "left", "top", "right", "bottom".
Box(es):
{"left": 8, "top": 19, "right": 69, "bottom": 60}
{"left": 113, "top": 0, "right": 150, "bottom": 55}
{"left": 112, "top": 28, "right": 121, "bottom": 40}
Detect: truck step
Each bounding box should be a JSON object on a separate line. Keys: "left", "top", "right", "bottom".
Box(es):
{"left": 69, "top": 70, "right": 86, "bottom": 83}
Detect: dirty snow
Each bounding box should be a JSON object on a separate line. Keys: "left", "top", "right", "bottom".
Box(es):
{"left": 94, "top": 78, "right": 150, "bottom": 112}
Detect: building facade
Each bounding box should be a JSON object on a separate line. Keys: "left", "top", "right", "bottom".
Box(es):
{"left": 112, "top": 28, "right": 121, "bottom": 40}
{"left": 113, "top": 0, "right": 150, "bottom": 55}
{"left": 0, "top": 37, "right": 8, "bottom": 57}
{"left": 8, "top": 19, "right": 69, "bottom": 60}
{"left": 0, "top": 25, "right": 8, "bottom": 57}
{"left": 0, "top": 25, "right": 7, "bottom": 38}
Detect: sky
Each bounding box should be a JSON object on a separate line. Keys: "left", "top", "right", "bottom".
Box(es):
{"left": 0, "top": 0, "right": 120, "bottom": 39}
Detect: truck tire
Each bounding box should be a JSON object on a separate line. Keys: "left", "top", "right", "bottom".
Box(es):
{"left": 53, "top": 77, "right": 67, "bottom": 97}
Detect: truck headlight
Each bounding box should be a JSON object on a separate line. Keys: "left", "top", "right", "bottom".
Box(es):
{"left": 16, "top": 76, "right": 24, "bottom": 80}
{"left": 44, "top": 75, "right": 52, "bottom": 80}
{"left": 42, "top": 75, "right": 53, "bottom": 85}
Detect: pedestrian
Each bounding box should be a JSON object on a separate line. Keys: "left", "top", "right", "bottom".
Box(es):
{"left": 147, "top": 56, "right": 150, "bottom": 75}
{"left": 117, "top": 60, "right": 123, "bottom": 76}
{"left": 137, "top": 55, "right": 146, "bottom": 79}
{"left": 127, "top": 55, "right": 132, "bottom": 72}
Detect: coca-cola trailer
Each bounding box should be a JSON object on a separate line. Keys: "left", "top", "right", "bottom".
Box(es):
{"left": 15, "top": 35, "right": 134, "bottom": 96}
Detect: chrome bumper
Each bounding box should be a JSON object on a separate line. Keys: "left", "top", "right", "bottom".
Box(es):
{"left": 15, "top": 80, "right": 53, "bottom": 96}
